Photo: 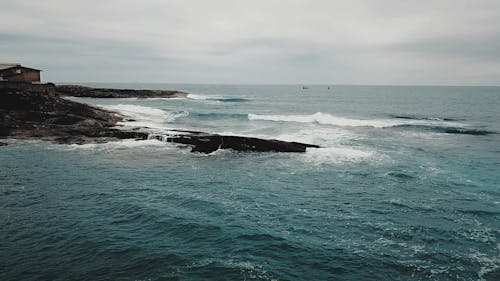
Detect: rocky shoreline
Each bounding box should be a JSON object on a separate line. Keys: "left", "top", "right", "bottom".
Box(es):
{"left": 0, "top": 82, "right": 319, "bottom": 153}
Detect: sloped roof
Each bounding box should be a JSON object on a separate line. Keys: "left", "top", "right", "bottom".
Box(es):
{"left": 0, "top": 63, "right": 19, "bottom": 70}
{"left": 0, "top": 63, "right": 41, "bottom": 71}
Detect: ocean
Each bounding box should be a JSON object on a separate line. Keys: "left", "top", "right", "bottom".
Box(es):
{"left": 1, "top": 84, "right": 499, "bottom": 280}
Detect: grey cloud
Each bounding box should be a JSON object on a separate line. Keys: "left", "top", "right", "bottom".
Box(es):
{"left": 391, "top": 36, "right": 500, "bottom": 60}
{"left": 1, "top": 0, "right": 500, "bottom": 84}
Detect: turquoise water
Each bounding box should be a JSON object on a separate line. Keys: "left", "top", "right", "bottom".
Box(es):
{"left": 1, "top": 85, "right": 499, "bottom": 280}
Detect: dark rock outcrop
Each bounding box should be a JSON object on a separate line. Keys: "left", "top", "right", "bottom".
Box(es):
{"left": 0, "top": 83, "right": 122, "bottom": 141}
{"left": 56, "top": 84, "right": 188, "bottom": 98}
{"left": 0, "top": 82, "right": 319, "bottom": 153}
{"left": 150, "top": 132, "right": 319, "bottom": 153}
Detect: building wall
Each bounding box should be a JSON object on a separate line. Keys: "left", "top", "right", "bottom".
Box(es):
{"left": 22, "top": 70, "right": 41, "bottom": 83}
{"left": 0, "top": 68, "right": 41, "bottom": 83}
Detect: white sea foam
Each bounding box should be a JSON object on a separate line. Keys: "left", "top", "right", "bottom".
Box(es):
{"left": 216, "top": 128, "right": 372, "bottom": 164}
{"left": 469, "top": 250, "right": 499, "bottom": 281}
{"left": 277, "top": 127, "right": 357, "bottom": 145}
{"left": 187, "top": 94, "right": 224, "bottom": 100}
{"left": 104, "top": 104, "right": 170, "bottom": 120}
{"left": 139, "top": 97, "right": 186, "bottom": 101}
{"left": 98, "top": 104, "right": 188, "bottom": 130}
{"left": 66, "top": 139, "right": 172, "bottom": 150}
{"left": 248, "top": 112, "right": 396, "bottom": 127}
{"left": 248, "top": 112, "right": 463, "bottom": 128}
{"left": 216, "top": 131, "right": 271, "bottom": 139}
{"left": 302, "top": 147, "right": 376, "bottom": 164}
{"left": 276, "top": 127, "right": 385, "bottom": 164}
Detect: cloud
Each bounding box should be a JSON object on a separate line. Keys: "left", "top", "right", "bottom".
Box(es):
{"left": 1, "top": 0, "right": 499, "bottom": 84}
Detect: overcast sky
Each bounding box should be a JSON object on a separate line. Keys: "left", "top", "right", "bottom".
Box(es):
{"left": 1, "top": 0, "right": 499, "bottom": 85}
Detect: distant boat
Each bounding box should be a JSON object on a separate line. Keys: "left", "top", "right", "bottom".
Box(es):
{"left": 302, "top": 86, "right": 309, "bottom": 90}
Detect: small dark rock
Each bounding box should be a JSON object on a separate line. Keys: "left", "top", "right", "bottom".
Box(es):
{"left": 166, "top": 133, "right": 319, "bottom": 153}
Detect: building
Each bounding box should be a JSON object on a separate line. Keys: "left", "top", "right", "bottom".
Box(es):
{"left": 0, "top": 63, "right": 41, "bottom": 83}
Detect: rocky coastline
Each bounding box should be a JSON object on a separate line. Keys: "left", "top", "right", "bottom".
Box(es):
{"left": 56, "top": 84, "right": 188, "bottom": 98}
{"left": 0, "top": 82, "right": 319, "bottom": 153}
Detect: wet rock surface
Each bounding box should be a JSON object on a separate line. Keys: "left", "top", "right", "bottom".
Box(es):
{"left": 1, "top": 83, "right": 123, "bottom": 142}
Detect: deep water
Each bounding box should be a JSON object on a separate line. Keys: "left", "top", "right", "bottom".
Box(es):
{"left": 1, "top": 84, "right": 499, "bottom": 281}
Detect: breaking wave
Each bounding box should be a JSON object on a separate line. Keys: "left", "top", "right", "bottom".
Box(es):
{"left": 302, "top": 147, "right": 378, "bottom": 164}
{"left": 99, "top": 104, "right": 188, "bottom": 129}
{"left": 67, "top": 139, "right": 169, "bottom": 150}
{"left": 192, "top": 112, "right": 249, "bottom": 120}
{"left": 249, "top": 112, "right": 413, "bottom": 128}
{"left": 248, "top": 112, "right": 495, "bottom": 135}
{"left": 391, "top": 124, "right": 496, "bottom": 135}
{"left": 187, "top": 94, "right": 249, "bottom": 102}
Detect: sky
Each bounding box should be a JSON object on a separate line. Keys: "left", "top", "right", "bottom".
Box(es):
{"left": 1, "top": 0, "right": 499, "bottom": 85}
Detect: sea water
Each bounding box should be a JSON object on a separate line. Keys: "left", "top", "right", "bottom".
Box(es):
{"left": 1, "top": 84, "right": 499, "bottom": 280}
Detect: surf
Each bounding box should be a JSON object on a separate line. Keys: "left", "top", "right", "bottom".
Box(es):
{"left": 187, "top": 94, "right": 249, "bottom": 102}
{"left": 98, "top": 104, "right": 188, "bottom": 129}
{"left": 248, "top": 112, "right": 427, "bottom": 128}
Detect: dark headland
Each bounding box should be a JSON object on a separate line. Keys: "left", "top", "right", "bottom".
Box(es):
{"left": 0, "top": 82, "right": 319, "bottom": 153}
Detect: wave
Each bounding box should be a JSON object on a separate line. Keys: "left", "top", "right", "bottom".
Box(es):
{"left": 248, "top": 112, "right": 407, "bottom": 128}
{"left": 391, "top": 124, "right": 496, "bottom": 135}
{"left": 99, "top": 104, "right": 188, "bottom": 129}
{"left": 276, "top": 127, "right": 356, "bottom": 146}
{"left": 192, "top": 112, "right": 248, "bottom": 120}
{"left": 386, "top": 172, "right": 416, "bottom": 180}
{"left": 186, "top": 94, "right": 223, "bottom": 100}
{"left": 186, "top": 258, "right": 276, "bottom": 280}
{"left": 248, "top": 112, "right": 495, "bottom": 135}
{"left": 389, "top": 114, "right": 462, "bottom": 122}
{"left": 66, "top": 139, "right": 173, "bottom": 150}
{"left": 219, "top": 98, "right": 249, "bottom": 102}
{"left": 187, "top": 94, "right": 249, "bottom": 102}
{"left": 103, "top": 104, "right": 169, "bottom": 120}
{"left": 302, "top": 147, "right": 377, "bottom": 164}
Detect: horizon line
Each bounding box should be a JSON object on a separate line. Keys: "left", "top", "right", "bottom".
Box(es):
{"left": 52, "top": 81, "right": 500, "bottom": 87}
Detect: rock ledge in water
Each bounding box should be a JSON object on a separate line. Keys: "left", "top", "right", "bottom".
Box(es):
{"left": 150, "top": 132, "right": 319, "bottom": 153}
